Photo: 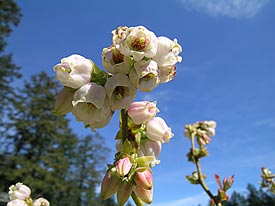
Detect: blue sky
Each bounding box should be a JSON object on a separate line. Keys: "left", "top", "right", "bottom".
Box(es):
{"left": 7, "top": 0, "right": 275, "bottom": 205}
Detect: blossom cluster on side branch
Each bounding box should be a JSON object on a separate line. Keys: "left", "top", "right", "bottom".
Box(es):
{"left": 184, "top": 121, "right": 234, "bottom": 206}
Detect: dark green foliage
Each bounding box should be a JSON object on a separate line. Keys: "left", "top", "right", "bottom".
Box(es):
{"left": 0, "top": 72, "right": 111, "bottom": 206}
{"left": 71, "top": 134, "right": 110, "bottom": 206}
{"left": 223, "top": 184, "right": 275, "bottom": 206}
{"left": 0, "top": 0, "right": 22, "bottom": 50}
{"left": 0, "top": 0, "right": 22, "bottom": 133}
{"left": 1, "top": 72, "right": 79, "bottom": 205}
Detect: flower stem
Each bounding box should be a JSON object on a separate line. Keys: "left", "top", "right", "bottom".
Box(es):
{"left": 121, "top": 109, "right": 129, "bottom": 143}
{"left": 191, "top": 134, "right": 222, "bottom": 206}
{"left": 131, "top": 192, "right": 144, "bottom": 206}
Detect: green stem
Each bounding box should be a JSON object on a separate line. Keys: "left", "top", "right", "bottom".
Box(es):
{"left": 121, "top": 109, "right": 129, "bottom": 143}
{"left": 191, "top": 134, "right": 222, "bottom": 206}
{"left": 131, "top": 192, "right": 144, "bottom": 206}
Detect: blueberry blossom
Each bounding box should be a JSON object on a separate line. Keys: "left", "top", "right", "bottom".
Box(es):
{"left": 137, "top": 140, "right": 161, "bottom": 166}
{"left": 72, "top": 82, "right": 112, "bottom": 129}
{"left": 112, "top": 26, "right": 129, "bottom": 45}
{"left": 158, "top": 66, "right": 177, "bottom": 83}
{"left": 105, "top": 73, "right": 136, "bottom": 110}
{"left": 8, "top": 183, "right": 31, "bottom": 201}
{"left": 153, "top": 36, "right": 182, "bottom": 67}
{"left": 146, "top": 117, "right": 174, "bottom": 143}
{"left": 127, "top": 101, "right": 159, "bottom": 125}
{"left": 53, "top": 54, "right": 94, "bottom": 89}
{"left": 33, "top": 198, "right": 50, "bottom": 206}
{"left": 7, "top": 199, "right": 28, "bottom": 206}
{"left": 129, "top": 60, "right": 160, "bottom": 92}
{"left": 114, "top": 26, "right": 158, "bottom": 61}
{"left": 102, "top": 45, "right": 132, "bottom": 74}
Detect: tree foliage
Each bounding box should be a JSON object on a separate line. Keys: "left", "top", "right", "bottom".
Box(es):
{"left": 0, "top": 0, "right": 22, "bottom": 134}
{"left": 0, "top": 72, "right": 111, "bottom": 206}
{"left": 223, "top": 184, "right": 275, "bottom": 206}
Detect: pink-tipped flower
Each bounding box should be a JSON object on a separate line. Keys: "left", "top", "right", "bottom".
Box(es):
{"left": 8, "top": 183, "right": 31, "bottom": 201}
{"left": 128, "top": 101, "right": 159, "bottom": 124}
{"left": 134, "top": 169, "right": 153, "bottom": 190}
{"left": 133, "top": 185, "right": 153, "bottom": 204}
{"left": 115, "top": 156, "right": 133, "bottom": 177}
{"left": 146, "top": 117, "right": 174, "bottom": 143}
{"left": 137, "top": 140, "right": 161, "bottom": 166}
{"left": 101, "top": 169, "right": 120, "bottom": 200}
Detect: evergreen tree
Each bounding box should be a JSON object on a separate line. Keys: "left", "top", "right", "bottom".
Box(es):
{"left": 0, "top": 0, "right": 22, "bottom": 143}
{"left": 1, "top": 72, "right": 78, "bottom": 205}
{"left": 71, "top": 134, "right": 110, "bottom": 206}
{"left": 224, "top": 184, "right": 275, "bottom": 206}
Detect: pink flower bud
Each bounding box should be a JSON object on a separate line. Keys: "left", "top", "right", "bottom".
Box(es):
{"left": 133, "top": 185, "right": 153, "bottom": 204}
{"left": 134, "top": 169, "right": 153, "bottom": 190}
{"left": 116, "top": 181, "right": 133, "bottom": 206}
{"left": 146, "top": 117, "right": 174, "bottom": 143}
{"left": 115, "top": 156, "right": 132, "bottom": 177}
{"left": 100, "top": 170, "right": 120, "bottom": 200}
{"left": 128, "top": 101, "right": 159, "bottom": 124}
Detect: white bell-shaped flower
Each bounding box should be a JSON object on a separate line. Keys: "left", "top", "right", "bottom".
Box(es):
{"left": 33, "top": 198, "right": 50, "bottom": 206}
{"left": 7, "top": 199, "right": 28, "bottom": 206}
{"left": 53, "top": 54, "right": 94, "bottom": 89}
{"left": 72, "top": 82, "right": 111, "bottom": 128}
{"left": 102, "top": 46, "right": 132, "bottom": 74}
{"left": 105, "top": 73, "right": 136, "bottom": 110}
{"left": 8, "top": 183, "right": 31, "bottom": 201}
{"left": 115, "top": 26, "right": 158, "bottom": 61}
{"left": 146, "top": 117, "right": 174, "bottom": 143}
{"left": 153, "top": 36, "right": 182, "bottom": 67}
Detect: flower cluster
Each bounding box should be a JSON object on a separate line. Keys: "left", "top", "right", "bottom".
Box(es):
{"left": 185, "top": 121, "right": 217, "bottom": 162}
{"left": 7, "top": 183, "right": 50, "bottom": 206}
{"left": 52, "top": 25, "right": 182, "bottom": 130}
{"left": 185, "top": 121, "right": 234, "bottom": 206}
{"left": 101, "top": 101, "right": 173, "bottom": 205}
{"left": 51, "top": 25, "right": 181, "bottom": 206}
{"left": 260, "top": 167, "right": 275, "bottom": 194}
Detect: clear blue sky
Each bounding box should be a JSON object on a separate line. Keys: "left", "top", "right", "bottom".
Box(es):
{"left": 7, "top": 0, "right": 275, "bottom": 205}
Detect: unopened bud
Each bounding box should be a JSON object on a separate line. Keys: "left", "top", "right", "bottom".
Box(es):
{"left": 133, "top": 185, "right": 153, "bottom": 204}
{"left": 134, "top": 169, "right": 153, "bottom": 190}
{"left": 115, "top": 156, "right": 133, "bottom": 177}
{"left": 101, "top": 169, "right": 120, "bottom": 200}
{"left": 117, "top": 181, "right": 133, "bottom": 206}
